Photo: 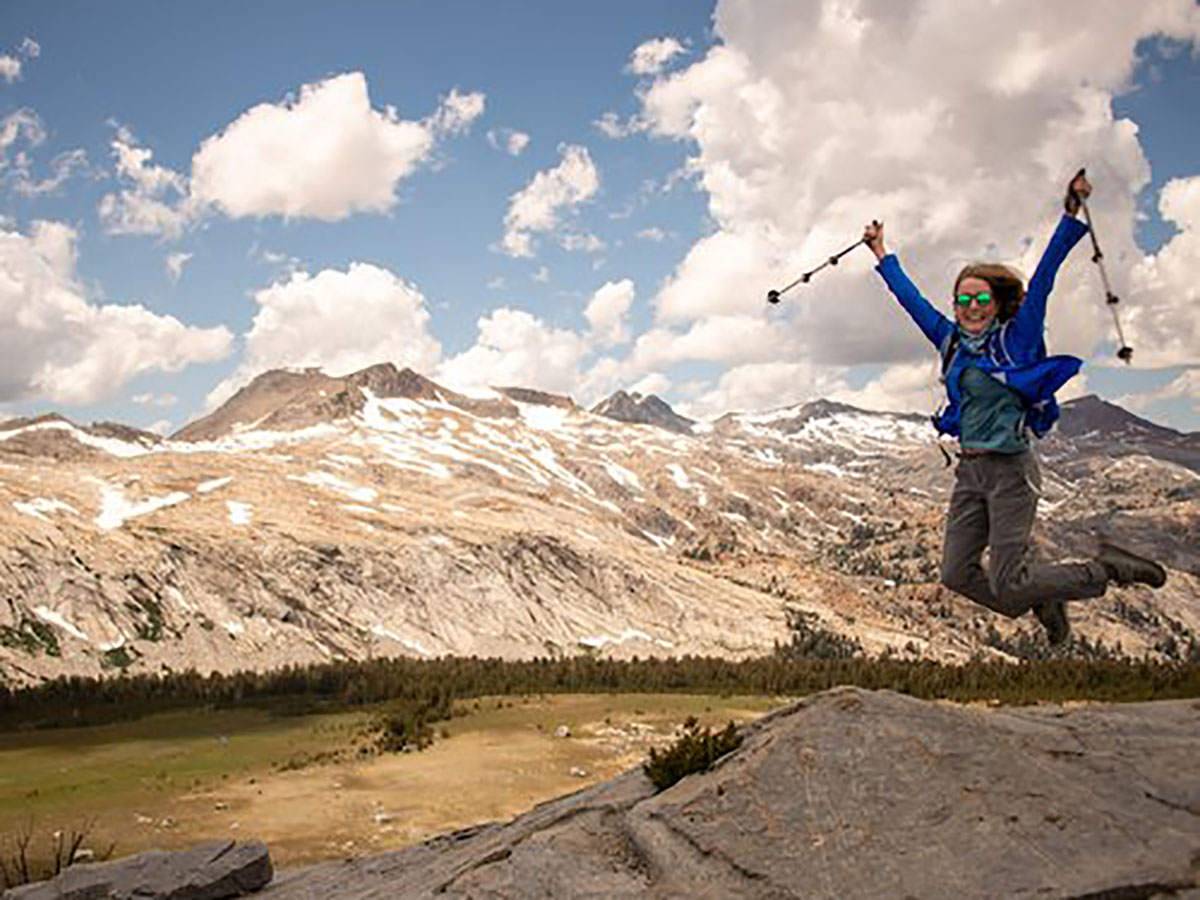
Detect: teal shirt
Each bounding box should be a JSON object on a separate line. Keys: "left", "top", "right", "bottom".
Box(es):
{"left": 958, "top": 366, "right": 1030, "bottom": 453}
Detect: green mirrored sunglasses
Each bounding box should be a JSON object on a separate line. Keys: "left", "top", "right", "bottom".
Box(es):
{"left": 955, "top": 291, "right": 993, "bottom": 307}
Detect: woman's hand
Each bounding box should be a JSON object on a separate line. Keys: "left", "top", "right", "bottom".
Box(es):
{"left": 1064, "top": 169, "right": 1092, "bottom": 216}
{"left": 863, "top": 219, "right": 886, "bottom": 260}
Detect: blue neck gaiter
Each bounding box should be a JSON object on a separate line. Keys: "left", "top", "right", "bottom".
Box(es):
{"left": 958, "top": 319, "right": 999, "bottom": 355}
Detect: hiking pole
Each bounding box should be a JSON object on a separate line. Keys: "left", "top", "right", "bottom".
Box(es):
{"left": 1071, "top": 169, "right": 1133, "bottom": 363}
{"left": 767, "top": 236, "right": 869, "bottom": 304}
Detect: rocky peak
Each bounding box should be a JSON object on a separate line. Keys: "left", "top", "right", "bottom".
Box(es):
{"left": 171, "top": 368, "right": 343, "bottom": 441}
{"left": 85, "top": 421, "right": 164, "bottom": 448}
{"left": 0, "top": 412, "right": 73, "bottom": 431}
{"left": 1058, "top": 394, "right": 1182, "bottom": 440}
{"left": 1049, "top": 395, "right": 1200, "bottom": 473}
{"left": 591, "top": 390, "right": 695, "bottom": 434}
{"left": 347, "top": 364, "right": 442, "bottom": 400}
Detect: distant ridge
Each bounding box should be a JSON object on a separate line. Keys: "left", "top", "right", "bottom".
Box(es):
{"left": 1052, "top": 394, "right": 1200, "bottom": 472}
{"left": 171, "top": 364, "right": 522, "bottom": 441}
{"left": 1058, "top": 394, "right": 1187, "bottom": 440}
{"left": 713, "top": 397, "right": 926, "bottom": 437}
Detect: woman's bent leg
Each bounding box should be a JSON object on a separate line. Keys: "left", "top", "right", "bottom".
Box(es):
{"left": 986, "top": 453, "right": 1107, "bottom": 613}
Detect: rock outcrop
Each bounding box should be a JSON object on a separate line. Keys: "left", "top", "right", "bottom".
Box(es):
{"left": 4, "top": 840, "right": 271, "bottom": 900}
{"left": 255, "top": 688, "right": 1199, "bottom": 899}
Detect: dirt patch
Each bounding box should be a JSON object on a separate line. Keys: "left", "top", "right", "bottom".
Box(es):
{"left": 174, "top": 694, "right": 774, "bottom": 865}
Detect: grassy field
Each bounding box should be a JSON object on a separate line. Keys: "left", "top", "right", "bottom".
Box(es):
{"left": 0, "top": 693, "right": 782, "bottom": 868}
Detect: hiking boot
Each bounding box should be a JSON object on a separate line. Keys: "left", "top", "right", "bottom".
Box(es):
{"left": 1034, "top": 600, "right": 1070, "bottom": 646}
{"left": 1096, "top": 541, "right": 1167, "bottom": 588}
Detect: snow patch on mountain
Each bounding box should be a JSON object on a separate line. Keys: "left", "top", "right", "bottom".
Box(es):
{"left": 93, "top": 482, "right": 190, "bottom": 529}
{"left": 13, "top": 497, "right": 78, "bottom": 520}
{"left": 226, "top": 501, "right": 252, "bottom": 525}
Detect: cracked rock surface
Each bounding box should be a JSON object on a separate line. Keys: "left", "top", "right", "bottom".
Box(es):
{"left": 4, "top": 840, "right": 271, "bottom": 900}
{"left": 257, "top": 687, "right": 1200, "bottom": 899}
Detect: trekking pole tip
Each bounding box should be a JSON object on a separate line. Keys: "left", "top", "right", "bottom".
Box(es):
{"left": 766, "top": 289, "right": 781, "bottom": 304}
{"left": 1117, "top": 346, "right": 1133, "bottom": 363}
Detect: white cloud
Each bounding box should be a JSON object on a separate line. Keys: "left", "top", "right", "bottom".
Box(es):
{"left": 631, "top": 314, "right": 796, "bottom": 370}
{"left": 637, "top": 227, "right": 668, "bottom": 242}
{"left": 559, "top": 231, "right": 605, "bottom": 253}
{"left": 14, "top": 148, "right": 91, "bottom": 197}
{"left": 189, "top": 72, "right": 481, "bottom": 223}
{"left": 594, "top": 112, "right": 640, "bottom": 139}
{"left": 585, "top": 279, "right": 635, "bottom": 345}
{"left": 0, "top": 40, "right": 36, "bottom": 84}
{"left": 501, "top": 144, "right": 600, "bottom": 257}
{"left": 680, "top": 360, "right": 847, "bottom": 421}
{"left": 0, "top": 112, "right": 80, "bottom": 198}
{"left": 0, "top": 109, "right": 45, "bottom": 164}
{"left": 145, "top": 419, "right": 173, "bottom": 435}
{"left": 532, "top": 265, "right": 550, "bottom": 284}
{"left": 1127, "top": 175, "right": 1200, "bottom": 367}
{"left": 190, "top": 72, "right": 433, "bottom": 221}
{"left": 629, "top": 372, "right": 672, "bottom": 397}
{"left": 95, "top": 73, "right": 482, "bottom": 238}
{"left": 0, "top": 221, "right": 231, "bottom": 405}
{"left": 635, "top": 0, "right": 1200, "bottom": 381}
{"left": 98, "top": 126, "right": 190, "bottom": 238}
{"left": 1115, "top": 367, "right": 1199, "bottom": 414}
{"left": 655, "top": 230, "right": 771, "bottom": 323}
{"left": 829, "top": 361, "right": 945, "bottom": 416}
{"left": 132, "top": 392, "right": 179, "bottom": 408}
{"left": 205, "top": 262, "right": 441, "bottom": 410}
{"left": 487, "top": 128, "right": 530, "bottom": 156}
{"left": 437, "top": 308, "right": 589, "bottom": 395}
{"left": 166, "top": 251, "right": 193, "bottom": 282}
{"left": 628, "top": 37, "right": 688, "bottom": 76}
{"left": 430, "top": 88, "right": 486, "bottom": 135}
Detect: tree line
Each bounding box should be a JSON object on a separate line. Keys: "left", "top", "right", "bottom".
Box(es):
{"left": 1, "top": 650, "right": 1196, "bottom": 732}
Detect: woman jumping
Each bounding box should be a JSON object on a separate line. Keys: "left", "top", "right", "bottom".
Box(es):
{"left": 864, "top": 172, "right": 1167, "bottom": 644}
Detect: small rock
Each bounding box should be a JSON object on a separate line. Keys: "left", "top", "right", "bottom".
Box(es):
{"left": 569, "top": 767, "right": 589, "bottom": 778}
{"left": 372, "top": 812, "right": 398, "bottom": 824}
{"left": 214, "top": 802, "right": 230, "bottom": 811}
{"left": 554, "top": 725, "right": 571, "bottom": 738}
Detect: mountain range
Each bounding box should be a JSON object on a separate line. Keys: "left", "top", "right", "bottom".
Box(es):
{"left": 1, "top": 363, "right": 1196, "bottom": 686}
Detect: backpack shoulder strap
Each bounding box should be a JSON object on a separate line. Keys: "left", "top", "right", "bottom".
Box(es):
{"left": 938, "top": 330, "right": 960, "bottom": 383}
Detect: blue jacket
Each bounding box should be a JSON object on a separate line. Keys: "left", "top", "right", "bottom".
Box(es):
{"left": 876, "top": 214, "right": 1088, "bottom": 438}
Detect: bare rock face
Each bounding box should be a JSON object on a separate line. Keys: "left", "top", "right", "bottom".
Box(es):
{"left": 257, "top": 688, "right": 1200, "bottom": 899}
{"left": 3, "top": 840, "right": 271, "bottom": 900}
{"left": 591, "top": 390, "right": 696, "bottom": 434}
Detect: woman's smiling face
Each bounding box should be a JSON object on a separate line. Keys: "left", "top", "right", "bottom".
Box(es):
{"left": 954, "top": 275, "right": 998, "bottom": 335}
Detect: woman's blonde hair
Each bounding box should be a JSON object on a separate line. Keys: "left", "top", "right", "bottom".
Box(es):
{"left": 954, "top": 263, "right": 1026, "bottom": 322}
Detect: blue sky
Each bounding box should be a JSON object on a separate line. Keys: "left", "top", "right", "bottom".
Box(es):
{"left": 1, "top": 0, "right": 1198, "bottom": 435}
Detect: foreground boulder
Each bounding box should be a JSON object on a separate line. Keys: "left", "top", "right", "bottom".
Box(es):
{"left": 4, "top": 840, "right": 271, "bottom": 900}
{"left": 260, "top": 687, "right": 1199, "bottom": 898}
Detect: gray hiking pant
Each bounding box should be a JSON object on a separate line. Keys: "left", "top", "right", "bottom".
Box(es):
{"left": 940, "top": 450, "right": 1108, "bottom": 618}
